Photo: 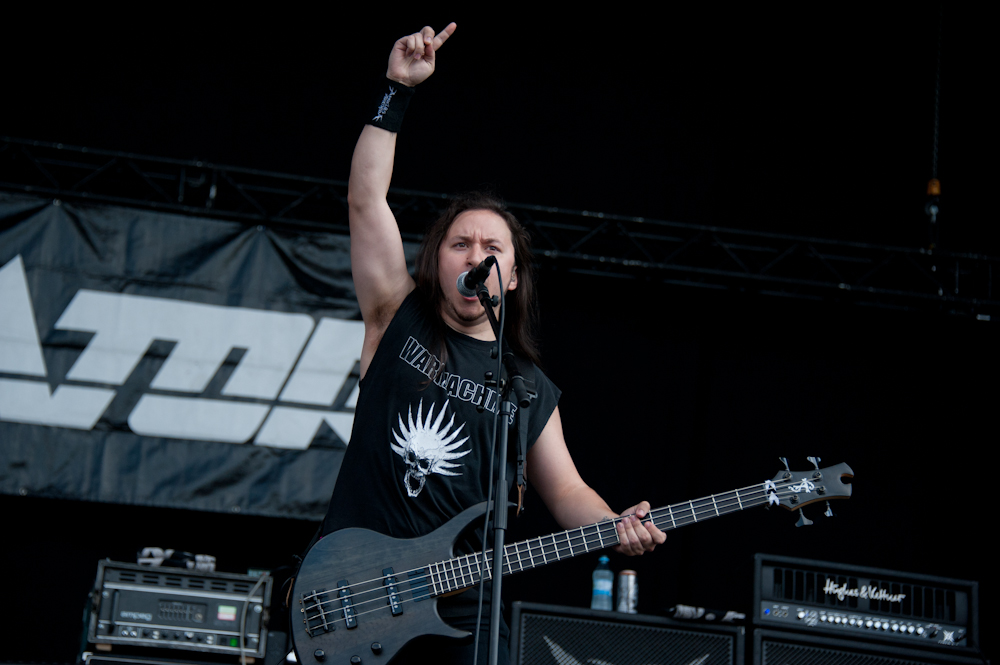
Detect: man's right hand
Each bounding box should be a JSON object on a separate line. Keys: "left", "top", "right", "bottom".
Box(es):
{"left": 387, "top": 23, "right": 457, "bottom": 88}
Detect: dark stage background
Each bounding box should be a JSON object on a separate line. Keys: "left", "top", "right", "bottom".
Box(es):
{"left": 2, "top": 6, "right": 996, "bottom": 664}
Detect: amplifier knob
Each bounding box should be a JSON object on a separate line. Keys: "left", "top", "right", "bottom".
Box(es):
{"left": 881, "top": 623, "right": 889, "bottom": 631}
{"left": 907, "top": 626, "right": 915, "bottom": 634}
{"left": 916, "top": 626, "right": 925, "bottom": 635}
{"left": 874, "top": 621, "right": 881, "bottom": 629}
{"left": 797, "top": 611, "right": 805, "bottom": 619}
{"left": 891, "top": 624, "right": 899, "bottom": 632}
{"left": 865, "top": 620, "right": 874, "bottom": 628}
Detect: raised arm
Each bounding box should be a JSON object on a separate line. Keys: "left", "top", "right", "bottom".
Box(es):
{"left": 350, "top": 23, "right": 456, "bottom": 376}
{"left": 527, "top": 407, "right": 666, "bottom": 556}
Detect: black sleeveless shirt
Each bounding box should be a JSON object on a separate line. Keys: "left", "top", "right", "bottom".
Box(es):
{"left": 320, "top": 290, "right": 560, "bottom": 544}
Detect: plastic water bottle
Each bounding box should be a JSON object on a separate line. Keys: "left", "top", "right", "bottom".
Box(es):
{"left": 590, "top": 555, "right": 613, "bottom": 610}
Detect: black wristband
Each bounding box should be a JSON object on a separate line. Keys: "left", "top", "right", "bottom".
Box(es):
{"left": 366, "top": 77, "right": 415, "bottom": 133}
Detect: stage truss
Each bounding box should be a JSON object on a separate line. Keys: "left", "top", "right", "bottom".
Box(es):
{"left": 2, "top": 136, "right": 996, "bottom": 321}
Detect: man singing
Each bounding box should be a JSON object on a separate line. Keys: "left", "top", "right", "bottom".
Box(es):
{"left": 317, "top": 22, "right": 665, "bottom": 664}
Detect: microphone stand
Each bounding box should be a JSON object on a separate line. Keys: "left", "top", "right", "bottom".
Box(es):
{"left": 469, "top": 276, "right": 530, "bottom": 665}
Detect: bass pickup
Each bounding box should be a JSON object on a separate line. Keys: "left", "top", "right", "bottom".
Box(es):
{"left": 383, "top": 568, "right": 403, "bottom": 616}
{"left": 338, "top": 580, "right": 358, "bottom": 629}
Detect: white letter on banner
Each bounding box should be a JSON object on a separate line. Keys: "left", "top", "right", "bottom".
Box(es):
{"left": 278, "top": 318, "right": 365, "bottom": 405}
{"left": 0, "top": 379, "right": 116, "bottom": 430}
{"left": 254, "top": 318, "right": 364, "bottom": 448}
{"left": 254, "top": 408, "right": 356, "bottom": 449}
{"left": 0, "top": 256, "right": 117, "bottom": 429}
{"left": 56, "top": 291, "right": 314, "bottom": 398}
{"left": 128, "top": 395, "right": 271, "bottom": 443}
{"left": 0, "top": 255, "right": 47, "bottom": 376}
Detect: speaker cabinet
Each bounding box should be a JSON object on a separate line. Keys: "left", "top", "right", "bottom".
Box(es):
{"left": 511, "top": 602, "right": 744, "bottom": 665}
{"left": 754, "top": 629, "right": 984, "bottom": 665}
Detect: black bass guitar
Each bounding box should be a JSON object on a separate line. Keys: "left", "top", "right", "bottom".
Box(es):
{"left": 291, "top": 460, "right": 853, "bottom": 664}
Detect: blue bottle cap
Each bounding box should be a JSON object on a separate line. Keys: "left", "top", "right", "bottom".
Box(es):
{"left": 599, "top": 556, "right": 610, "bottom": 564}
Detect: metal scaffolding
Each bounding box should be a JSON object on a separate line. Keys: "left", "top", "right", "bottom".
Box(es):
{"left": 2, "top": 136, "right": 996, "bottom": 321}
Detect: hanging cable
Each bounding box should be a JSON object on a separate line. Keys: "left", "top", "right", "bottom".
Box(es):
{"left": 925, "top": 4, "right": 943, "bottom": 249}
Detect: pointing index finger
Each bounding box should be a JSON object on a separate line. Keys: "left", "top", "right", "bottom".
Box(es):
{"left": 434, "top": 22, "right": 457, "bottom": 49}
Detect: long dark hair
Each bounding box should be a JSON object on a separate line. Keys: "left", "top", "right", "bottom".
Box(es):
{"left": 415, "top": 191, "right": 540, "bottom": 366}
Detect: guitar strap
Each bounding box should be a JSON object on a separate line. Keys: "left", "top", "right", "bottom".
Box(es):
{"left": 516, "top": 397, "right": 528, "bottom": 515}
{"left": 509, "top": 352, "right": 536, "bottom": 516}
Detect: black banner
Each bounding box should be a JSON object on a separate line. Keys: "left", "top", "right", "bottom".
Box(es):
{"left": 0, "top": 192, "right": 415, "bottom": 519}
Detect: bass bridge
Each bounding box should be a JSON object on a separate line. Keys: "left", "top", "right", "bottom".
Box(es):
{"left": 300, "top": 588, "right": 335, "bottom": 637}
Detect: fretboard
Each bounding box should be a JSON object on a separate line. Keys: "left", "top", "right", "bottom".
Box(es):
{"left": 425, "top": 482, "right": 776, "bottom": 596}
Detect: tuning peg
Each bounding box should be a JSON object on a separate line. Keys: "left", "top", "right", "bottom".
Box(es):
{"left": 795, "top": 510, "right": 814, "bottom": 527}
{"left": 824, "top": 501, "right": 834, "bottom": 518}
{"left": 807, "top": 456, "right": 822, "bottom": 470}
{"left": 779, "top": 457, "right": 792, "bottom": 479}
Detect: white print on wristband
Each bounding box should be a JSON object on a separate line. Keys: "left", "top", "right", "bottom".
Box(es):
{"left": 373, "top": 87, "right": 397, "bottom": 122}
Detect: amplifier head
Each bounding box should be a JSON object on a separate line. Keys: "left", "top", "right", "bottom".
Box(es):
{"left": 753, "top": 554, "right": 978, "bottom": 655}
{"left": 87, "top": 560, "right": 272, "bottom": 658}
{"left": 511, "top": 602, "right": 744, "bottom": 665}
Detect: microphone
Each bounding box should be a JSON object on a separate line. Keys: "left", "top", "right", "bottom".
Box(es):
{"left": 456, "top": 256, "right": 497, "bottom": 297}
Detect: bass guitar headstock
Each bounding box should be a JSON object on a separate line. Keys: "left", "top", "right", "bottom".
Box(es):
{"left": 764, "top": 457, "right": 853, "bottom": 526}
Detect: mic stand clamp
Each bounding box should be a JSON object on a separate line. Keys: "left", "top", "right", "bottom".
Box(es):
{"left": 475, "top": 281, "right": 500, "bottom": 311}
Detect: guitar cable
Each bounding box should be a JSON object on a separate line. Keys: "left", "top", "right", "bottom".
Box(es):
{"left": 238, "top": 573, "right": 267, "bottom": 665}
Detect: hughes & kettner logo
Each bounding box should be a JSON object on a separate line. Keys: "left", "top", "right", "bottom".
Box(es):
{"left": 119, "top": 611, "right": 153, "bottom": 622}
{"left": 0, "top": 255, "right": 363, "bottom": 448}
{"left": 823, "top": 578, "right": 907, "bottom": 603}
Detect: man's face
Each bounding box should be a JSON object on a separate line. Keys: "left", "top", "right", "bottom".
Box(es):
{"left": 437, "top": 209, "right": 518, "bottom": 336}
